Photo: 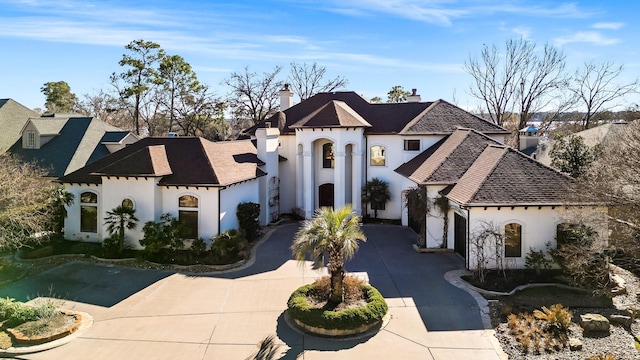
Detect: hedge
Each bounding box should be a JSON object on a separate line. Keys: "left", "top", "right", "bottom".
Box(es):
{"left": 287, "top": 283, "right": 388, "bottom": 330}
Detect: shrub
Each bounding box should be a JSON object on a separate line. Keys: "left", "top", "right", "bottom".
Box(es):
{"left": 209, "top": 230, "right": 247, "bottom": 263}
{"left": 533, "top": 304, "right": 572, "bottom": 333}
{"left": 524, "top": 245, "right": 553, "bottom": 274}
{"left": 287, "top": 283, "right": 388, "bottom": 330}
{"left": 506, "top": 305, "right": 572, "bottom": 355}
{"left": 237, "top": 202, "right": 260, "bottom": 242}
{"left": 189, "top": 237, "right": 207, "bottom": 258}
{"left": 140, "top": 214, "right": 188, "bottom": 255}
{"left": 308, "top": 275, "right": 365, "bottom": 305}
{"left": 550, "top": 224, "right": 610, "bottom": 291}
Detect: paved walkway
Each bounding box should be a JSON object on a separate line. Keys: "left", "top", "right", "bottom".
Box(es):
{"left": 0, "top": 223, "right": 505, "bottom": 359}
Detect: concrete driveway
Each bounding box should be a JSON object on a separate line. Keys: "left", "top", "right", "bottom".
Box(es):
{"left": 0, "top": 223, "right": 503, "bottom": 359}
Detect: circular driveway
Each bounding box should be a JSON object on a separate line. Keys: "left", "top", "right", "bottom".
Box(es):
{"left": 0, "top": 223, "right": 502, "bottom": 360}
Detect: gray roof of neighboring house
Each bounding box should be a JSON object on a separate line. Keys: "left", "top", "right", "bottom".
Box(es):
{"left": 9, "top": 117, "right": 128, "bottom": 178}
{"left": 252, "top": 92, "right": 509, "bottom": 136}
{"left": 59, "top": 137, "right": 266, "bottom": 187}
{"left": 0, "top": 99, "right": 39, "bottom": 152}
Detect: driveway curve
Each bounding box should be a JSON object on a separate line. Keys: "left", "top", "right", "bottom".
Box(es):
{"left": 0, "top": 223, "right": 503, "bottom": 360}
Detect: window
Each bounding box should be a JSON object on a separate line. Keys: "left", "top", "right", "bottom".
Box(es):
{"left": 122, "top": 198, "right": 134, "bottom": 209}
{"left": 26, "top": 131, "right": 36, "bottom": 148}
{"left": 370, "top": 146, "right": 386, "bottom": 166}
{"left": 178, "top": 195, "right": 198, "bottom": 239}
{"left": 80, "top": 191, "right": 98, "bottom": 233}
{"left": 404, "top": 139, "right": 420, "bottom": 151}
{"left": 504, "top": 223, "right": 522, "bottom": 257}
{"left": 322, "top": 143, "right": 334, "bottom": 168}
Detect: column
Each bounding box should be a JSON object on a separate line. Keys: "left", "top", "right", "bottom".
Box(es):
{"left": 303, "top": 151, "right": 314, "bottom": 218}
{"left": 296, "top": 149, "right": 303, "bottom": 212}
{"left": 333, "top": 148, "right": 346, "bottom": 209}
{"left": 351, "top": 150, "right": 363, "bottom": 216}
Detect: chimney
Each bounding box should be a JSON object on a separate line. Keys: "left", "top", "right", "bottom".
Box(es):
{"left": 255, "top": 127, "right": 280, "bottom": 225}
{"left": 279, "top": 83, "right": 294, "bottom": 111}
{"left": 407, "top": 88, "right": 421, "bottom": 103}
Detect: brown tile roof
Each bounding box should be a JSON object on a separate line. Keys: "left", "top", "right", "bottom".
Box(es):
{"left": 254, "top": 93, "right": 509, "bottom": 136}
{"left": 91, "top": 145, "right": 173, "bottom": 177}
{"left": 394, "top": 129, "right": 502, "bottom": 184}
{"left": 446, "top": 145, "right": 577, "bottom": 206}
{"left": 400, "top": 100, "right": 508, "bottom": 135}
{"left": 290, "top": 100, "right": 371, "bottom": 128}
{"left": 60, "top": 137, "right": 266, "bottom": 187}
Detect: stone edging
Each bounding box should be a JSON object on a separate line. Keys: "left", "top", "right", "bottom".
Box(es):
{"left": 284, "top": 310, "right": 391, "bottom": 340}
{"left": 0, "top": 310, "right": 93, "bottom": 356}
{"left": 443, "top": 269, "right": 509, "bottom": 360}
{"left": 6, "top": 310, "right": 82, "bottom": 345}
{"left": 412, "top": 244, "right": 454, "bottom": 253}
{"left": 12, "top": 223, "right": 288, "bottom": 274}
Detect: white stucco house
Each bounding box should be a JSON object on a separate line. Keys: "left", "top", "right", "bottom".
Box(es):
{"left": 58, "top": 87, "right": 607, "bottom": 269}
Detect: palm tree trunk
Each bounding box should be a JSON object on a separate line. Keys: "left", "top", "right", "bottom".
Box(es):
{"left": 329, "top": 268, "right": 344, "bottom": 305}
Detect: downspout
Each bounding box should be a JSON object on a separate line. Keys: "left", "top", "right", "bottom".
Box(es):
{"left": 464, "top": 206, "right": 470, "bottom": 270}
{"left": 217, "top": 187, "right": 223, "bottom": 236}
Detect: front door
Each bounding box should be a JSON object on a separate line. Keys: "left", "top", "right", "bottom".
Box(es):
{"left": 318, "top": 183, "right": 334, "bottom": 208}
{"left": 454, "top": 213, "right": 467, "bottom": 258}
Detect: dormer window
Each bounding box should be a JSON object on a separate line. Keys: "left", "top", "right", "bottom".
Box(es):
{"left": 26, "top": 131, "right": 36, "bottom": 148}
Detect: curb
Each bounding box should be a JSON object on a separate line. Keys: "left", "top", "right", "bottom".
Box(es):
{"left": 0, "top": 310, "right": 93, "bottom": 356}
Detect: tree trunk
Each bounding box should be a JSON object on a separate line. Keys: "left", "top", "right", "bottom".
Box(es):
{"left": 329, "top": 268, "right": 344, "bottom": 305}
{"left": 119, "top": 218, "right": 125, "bottom": 253}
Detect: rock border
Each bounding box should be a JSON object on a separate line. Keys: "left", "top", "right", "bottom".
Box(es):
{"left": 285, "top": 310, "right": 391, "bottom": 340}
{"left": 0, "top": 310, "right": 93, "bottom": 356}
{"left": 6, "top": 310, "right": 82, "bottom": 345}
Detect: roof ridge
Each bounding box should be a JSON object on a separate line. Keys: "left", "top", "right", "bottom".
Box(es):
{"left": 459, "top": 145, "right": 508, "bottom": 204}
{"left": 399, "top": 100, "right": 441, "bottom": 134}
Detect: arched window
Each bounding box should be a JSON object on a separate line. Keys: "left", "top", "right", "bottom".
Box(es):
{"left": 179, "top": 195, "right": 198, "bottom": 239}
{"left": 322, "top": 143, "right": 334, "bottom": 168}
{"left": 80, "top": 191, "right": 98, "bottom": 233}
{"left": 504, "top": 223, "right": 522, "bottom": 257}
{"left": 370, "top": 145, "right": 386, "bottom": 166}
{"left": 122, "top": 198, "right": 134, "bottom": 209}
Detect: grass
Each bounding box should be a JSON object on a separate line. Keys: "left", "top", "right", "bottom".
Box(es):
{"left": 13, "top": 312, "right": 72, "bottom": 338}
{"left": 0, "top": 331, "right": 11, "bottom": 349}
{"left": 505, "top": 287, "right": 612, "bottom": 310}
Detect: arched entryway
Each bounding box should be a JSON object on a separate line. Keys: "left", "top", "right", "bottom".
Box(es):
{"left": 318, "top": 183, "right": 334, "bottom": 208}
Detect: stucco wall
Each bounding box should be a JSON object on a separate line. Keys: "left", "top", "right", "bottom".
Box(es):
{"left": 219, "top": 179, "right": 261, "bottom": 233}
{"left": 64, "top": 183, "right": 103, "bottom": 243}
{"left": 465, "top": 205, "right": 609, "bottom": 270}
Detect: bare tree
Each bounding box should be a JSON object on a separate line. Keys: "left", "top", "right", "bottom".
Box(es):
{"left": 583, "top": 120, "right": 640, "bottom": 271}
{"left": 173, "top": 85, "right": 230, "bottom": 140}
{"left": 568, "top": 61, "right": 639, "bottom": 130}
{"left": 288, "top": 62, "right": 348, "bottom": 101}
{"left": 465, "top": 38, "right": 569, "bottom": 129}
{"left": 223, "top": 66, "right": 283, "bottom": 130}
{"left": 0, "top": 154, "right": 57, "bottom": 250}
{"left": 77, "top": 90, "right": 132, "bottom": 130}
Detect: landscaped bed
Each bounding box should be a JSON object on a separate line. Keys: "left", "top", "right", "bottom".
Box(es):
{"left": 472, "top": 267, "right": 640, "bottom": 359}
{"left": 0, "top": 298, "right": 82, "bottom": 350}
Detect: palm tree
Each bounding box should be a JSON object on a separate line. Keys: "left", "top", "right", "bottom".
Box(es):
{"left": 361, "top": 178, "right": 391, "bottom": 219}
{"left": 104, "top": 205, "right": 139, "bottom": 253}
{"left": 291, "top": 205, "right": 366, "bottom": 305}
{"left": 49, "top": 187, "right": 74, "bottom": 235}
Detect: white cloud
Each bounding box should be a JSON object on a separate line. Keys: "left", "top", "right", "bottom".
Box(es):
{"left": 592, "top": 22, "right": 625, "bottom": 30}
{"left": 554, "top": 31, "right": 620, "bottom": 46}
{"left": 512, "top": 26, "right": 532, "bottom": 39}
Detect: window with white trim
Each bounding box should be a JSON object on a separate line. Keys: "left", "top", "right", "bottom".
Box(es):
{"left": 80, "top": 191, "right": 98, "bottom": 233}
{"left": 179, "top": 195, "right": 198, "bottom": 239}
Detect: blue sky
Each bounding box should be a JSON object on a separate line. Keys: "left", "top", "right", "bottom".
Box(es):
{"left": 1, "top": 0, "right": 639, "bottom": 111}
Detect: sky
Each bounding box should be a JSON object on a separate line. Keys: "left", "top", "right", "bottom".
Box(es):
{"left": 1, "top": 0, "right": 639, "bottom": 112}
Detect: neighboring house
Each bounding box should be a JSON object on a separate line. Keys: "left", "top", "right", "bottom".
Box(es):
{"left": 9, "top": 114, "right": 139, "bottom": 178}
{"left": 536, "top": 120, "right": 628, "bottom": 166}
{"left": 59, "top": 88, "right": 607, "bottom": 268}
{"left": 0, "top": 98, "right": 39, "bottom": 152}
{"left": 59, "top": 135, "right": 271, "bottom": 247}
